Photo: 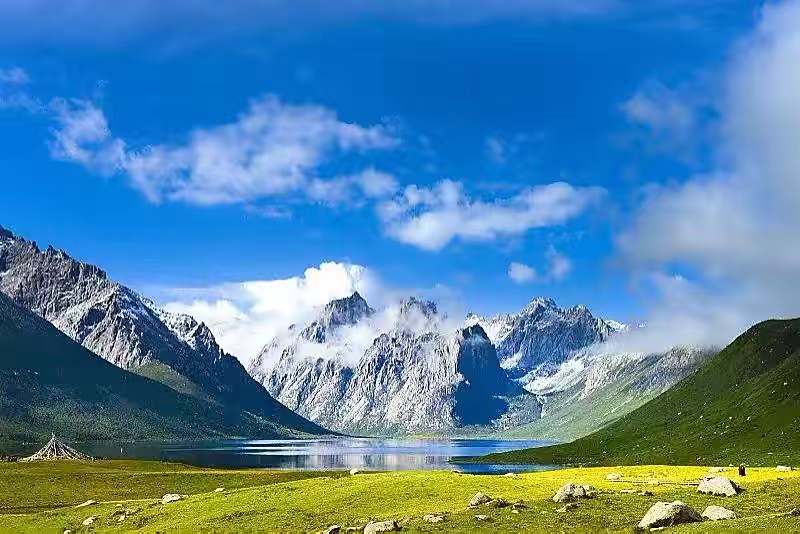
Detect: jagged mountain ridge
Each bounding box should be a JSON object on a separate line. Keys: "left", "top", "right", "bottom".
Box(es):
{"left": 253, "top": 292, "right": 708, "bottom": 439}
{"left": 0, "top": 226, "right": 325, "bottom": 436}
{"left": 467, "top": 297, "right": 625, "bottom": 380}
{"left": 250, "top": 294, "right": 533, "bottom": 433}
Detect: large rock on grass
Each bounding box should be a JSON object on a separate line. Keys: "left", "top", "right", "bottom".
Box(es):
{"left": 637, "top": 501, "right": 702, "bottom": 530}
{"left": 697, "top": 477, "right": 741, "bottom": 497}
{"left": 552, "top": 483, "right": 597, "bottom": 503}
{"left": 363, "top": 520, "right": 400, "bottom": 533}
{"left": 469, "top": 492, "right": 492, "bottom": 507}
{"left": 702, "top": 505, "right": 737, "bottom": 521}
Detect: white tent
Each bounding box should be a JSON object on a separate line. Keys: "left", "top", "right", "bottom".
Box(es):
{"left": 19, "top": 433, "right": 93, "bottom": 462}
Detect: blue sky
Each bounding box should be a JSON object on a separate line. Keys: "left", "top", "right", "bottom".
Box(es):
{"left": 6, "top": 0, "right": 800, "bottom": 361}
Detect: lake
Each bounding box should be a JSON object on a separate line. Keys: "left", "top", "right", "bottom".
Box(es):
{"left": 78, "top": 438, "right": 558, "bottom": 473}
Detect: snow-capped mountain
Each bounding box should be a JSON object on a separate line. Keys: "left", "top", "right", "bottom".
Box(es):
{"left": 250, "top": 293, "right": 531, "bottom": 433}
{"left": 467, "top": 297, "right": 625, "bottom": 380}
{"left": 0, "top": 225, "right": 324, "bottom": 436}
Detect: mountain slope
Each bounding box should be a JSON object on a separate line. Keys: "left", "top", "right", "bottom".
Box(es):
{"left": 0, "top": 226, "right": 325, "bottom": 436}
{"left": 251, "top": 294, "right": 534, "bottom": 434}
{"left": 477, "top": 318, "right": 800, "bottom": 466}
{"left": 0, "top": 292, "right": 303, "bottom": 453}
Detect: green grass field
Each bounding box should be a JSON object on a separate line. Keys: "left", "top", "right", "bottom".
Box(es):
{"left": 2, "top": 461, "right": 800, "bottom": 532}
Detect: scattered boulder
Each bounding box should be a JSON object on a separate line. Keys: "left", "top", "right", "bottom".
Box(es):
{"left": 702, "top": 505, "right": 737, "bottom": 521}
{"left": 552, "top": 483, "right": 597, "bottom": 503}
{"left": 474, "top": 515, "right": 490, "bottom": 521}
{"left": 76, "top": 500, "right": 97, "bottom": 508}
{"left": 469, "top": 492, "right": 492, "bottom": 507}
{"left": 607, "top": 473, "right": 622, "bottom": 481}
{"left": 324, "top": 526, "right": 341, "bottom": 534}
{"left": 350, "top": 468, "right": 361, "bottom": 476}
{"left": 698, "top": 477, "right": 741, "bottom": 497}
{"left": 81, "top": 516, "right": 98, "bottom": 526}
{"left": 511, "top": 500, "right": 527, "bottom": 510}
{"left": 637, "top": 501, "right": 702, "bottom": 530}
{"left": 161, "top": 493, "right": 185, "bottom": 504}
{"left": 791, "top": 508, "right": 800, "bottom": 517}
{"left": 423, "top": 514, "right": 444, "bottom": 523}
{"left": 363, "top": 520, "right": 400, "bottom": 533}
{"left": 488, "top": 498, "right": 509, "bottom": 508}
{"left": 557, "top": 503, "right": 578, "bottom": 512}
{"left": 777, "top": 466, "right": 794, "bottom": 472}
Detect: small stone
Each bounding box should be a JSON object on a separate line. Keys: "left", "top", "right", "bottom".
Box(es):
{"left": 697, "top": 477, "right": 741, "bottom": 497}
{"left": 557, "top": 503, "right": 578, "bottom": 512}
{"left": 511, "top": 510, "right": 519, "bottom": 514}
{"left": 639, "top": 491, "right": 655, "bottom": 497}
{"left": 791, "top": 508, "right": 800, "bottom": 516}
{"left": 552, "top": 483, "right": 597, "bottom": 503}
{"left": 324, "top": 526, "right": 341, "bottom": 534}
{"left": 503, "top": 472, "right": 517, "bottom": 477}
{"left": 63, "top": 530, "right": 72, "bottom": 534}
{"left": 161, "top": 493, "right": 184, "bottom": 504}
{"left": 363, "top": 520, "right": 400, "bottom": 533}
{"left": 469, "top": 492, "right": 492, "bottom": 507}
{"left": 82, "top": 516, "right": 98, "bottom": 526}
{"left": 702, "top": 505, "right": 737, "bottom": 521}
{"left": 708, "top": 467, "right": 725, "bottom": 473}
{"left": 115, "top": 503, "right": 123, "bottom": 508}
{"left": 511, "top": 500, "right": 527, "bottom": 510}
{"left": 474, "top": 515, "right": 490, "bottom": 521}
{"left": 423, "top": 514, "right": 444, "bottom": 523}
{"left": 777, "top": 466, "right": 794, "bottom": 472}
{"left": 350, "top": 468, "right": 361, "bottom": 476}
{"left": 117, "top": 515, "right": 126, "bottom": 523}
{"left": 452, "top": 469, "right": 464, "bottom": 475}
{"left": 637, "top": 501, "right": 702, "bottom": 530}
{"left": 76, "top": 500, "right": 97, "bottom": 508}
{"left": 214, "top": 487, "right": 225, "bottom": 492}
{"left": 606, "top": 473, "right": 622, "bottom": 481}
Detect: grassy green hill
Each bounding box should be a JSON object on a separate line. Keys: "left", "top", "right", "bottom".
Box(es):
{"left": 473, "top": 317, "right": 800, "bottom": 466}
{"left": 0, "top": 293, "right": 314, "bottom": 455}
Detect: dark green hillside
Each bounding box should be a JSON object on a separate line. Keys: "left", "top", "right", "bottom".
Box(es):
{"left": 0, "top": 294, "right": 309, "bottom": 454}
{"left": 475, "top": 318, "right": 800, "bottom": 466}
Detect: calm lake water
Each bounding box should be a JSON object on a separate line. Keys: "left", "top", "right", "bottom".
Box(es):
{"left": 77, "top": 438, "right": 557, "bottom": 473}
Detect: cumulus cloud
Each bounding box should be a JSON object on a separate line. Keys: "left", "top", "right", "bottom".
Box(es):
{"left": 379, "top": 179, "right": 605, "bottom": 251}
{"left": 39, "top": 94, "right": 398, "bottom": 208}
{"left": 162, "top": 262, "right": 384, "bottom": 363}
{"left": 508, "top": 262, "right": 536, "bottom": 284}
{"left": 613, "top": 0, "right": 800, "bottom": 353}
{"left": 546, "top": 247, "right": 572, "bottom": 281}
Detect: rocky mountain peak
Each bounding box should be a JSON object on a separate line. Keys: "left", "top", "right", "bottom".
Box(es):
{"left": 399, "top": 296, "right": 438, "bottom": 318}
{"left": 523, "top": 296, "right": 558, "bottom": 313}
{"left": 0, "top": 225, "right": 14, "bottom": 240}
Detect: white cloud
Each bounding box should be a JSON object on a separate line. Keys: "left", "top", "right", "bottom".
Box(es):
{"left": 43, "top": 94, "right": 398, "bottom": 208}
{"left": 379, "top": 179, "right": 605, "bottom": 251}
{"left": 508, "top": 262, "right": 536, "bottom": 284}
{"left": 161, "top": 261, "right": 384, "bottom": 363}
{"left": 546, "top": 247, "right": 572, "bottom": 281}
{"left": 485, "top": 136, "right": 507, "bottom": 164}
{"left": 614, "top": 0, "right": 800, "bottom": 352}
{"left": 0, "top": 67, "right": 30, "bottom": 85}
{"left": 621, "top": 81, "right": 695, "bottom": 135}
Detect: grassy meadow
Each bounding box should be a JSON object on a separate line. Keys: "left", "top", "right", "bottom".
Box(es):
{"left": 2, "top": 460, "right": 800, "bottom": 532}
